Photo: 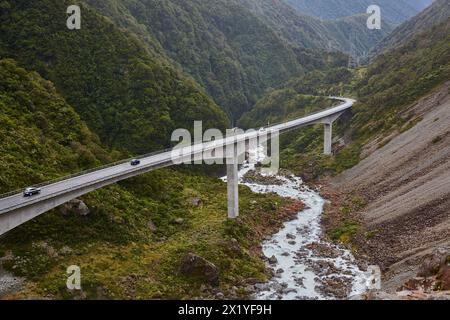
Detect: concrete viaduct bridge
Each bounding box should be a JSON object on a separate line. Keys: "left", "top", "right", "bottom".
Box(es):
{"left": 0, "top": 97, "right": 354, "bottom": 236}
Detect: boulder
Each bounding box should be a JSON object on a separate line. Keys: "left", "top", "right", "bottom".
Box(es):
{"left": 147, "top": 220, "right": 157, "bottom": 232}
{"left": 60, "top": 199, "right": 90, "bottom": 216}
{"left": 179, "top": 253, "right": 219, "bottom": 286}
{"left": 190, "top": 198, "right": 202, "bottom": 207}
{"left": 173, "top": 218, "right": 184, "bottom": 225}
{"left": 268, "top": 255, "right": 278, "bottom": 265}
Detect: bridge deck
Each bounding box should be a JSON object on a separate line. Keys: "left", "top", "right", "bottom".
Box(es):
{"left": 0, "top": 97, "right": 354, "bottom": 216}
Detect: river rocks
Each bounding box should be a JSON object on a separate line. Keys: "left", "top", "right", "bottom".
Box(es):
{"left": 305, "top": 242, "right": 340, "bottom": 259}
{"left": 286, "top": 233, "right": 296, "bottom": 240}
{"left": 0, "top": 264, "right": 24, "bottom": 297}
{"left": 179, "top": 253, "right": 219, "bottom": 286}
{"left": 32, "top": 241, "right": 58, "bottom": 258}
{"left": 268, "top": 255, "right": 278, "bottom": 264}
{"left": 60, "top": 199, "right": 90, "bottom": 216}
{"left": 288, "top": 240, "right": 296, "bottom": 245}
{"left": 242, "top": 170, "right": 284, "bottom": 185}
{"left": 315, "top": 276, "right": 352, "bottom": 299}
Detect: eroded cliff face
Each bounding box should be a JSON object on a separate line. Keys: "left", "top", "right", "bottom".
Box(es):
{"left": 331, "top": 82, "right": 450, "bottom": 292}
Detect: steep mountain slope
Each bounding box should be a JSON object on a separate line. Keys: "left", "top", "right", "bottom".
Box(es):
{"left": 84, "top": 0, "right": 392, "bottom": 123}
{"left": 84, "top": 0, "right": 308, "bottom": 122}
{"left": 0, "top": 59, "right": 110, "bottom": 194}
{"left": 331, "top": 83, "right": 450, "bottom": 291}
{"left": 240, "top": 16, "right": 449, "bottom": 182}
{"left": 0, "top": 0, "right": 228, "bottom": 154}
{"left": 239, "top": 0, "right": 394, "bottom": 57}
{"left": 370, "top": 0, "right": 450, "bottom": 57}
{"left": 284, "top": 0, "right": 433, "bottom": 23}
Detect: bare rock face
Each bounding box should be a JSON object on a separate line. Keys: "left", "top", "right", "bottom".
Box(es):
{"left": 60, "top": 199, "right": 90, "bottom": 216}
{"left": 417, "top": 248, "right": 448, "bottom": 277}
{"left": 179, "top": 253, "right": 219, "bottom": 286}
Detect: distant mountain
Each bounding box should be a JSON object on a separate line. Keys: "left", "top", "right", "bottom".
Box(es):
{"left": 84, "top": 0, "right": 309, "bottom": 122}
{"left": 284, "top": 0, "right": 434, "bottom": 23}
{"left": 370, "top": 0, "right": 449, "bottom": 57}
{"left": 239, "top": 0, "right": 394, "bottom": 57}
{"left": 86, "top": 0, "right": 393, "bottom": 122}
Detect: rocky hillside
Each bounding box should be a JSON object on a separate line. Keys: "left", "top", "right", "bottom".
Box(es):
{"left": 331, "top": 82, "right": 450, "bottom": 292}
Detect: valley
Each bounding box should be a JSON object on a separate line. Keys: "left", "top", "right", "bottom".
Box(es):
{"left": 0, "top": 0, "right": 449, "bottom": 301}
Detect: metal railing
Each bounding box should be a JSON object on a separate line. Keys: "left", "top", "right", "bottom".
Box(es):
{"left": 0, "top": 147, "right": 174, "bottom": 200}
{"left": 0, "top": 97, "right": 353, "bottom": 200}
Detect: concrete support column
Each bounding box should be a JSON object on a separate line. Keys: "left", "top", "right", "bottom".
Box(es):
{"left": 226, "top": 143, "right": 239, "bottom": 219}
{"left": 324, "top": 122, "right": 333, "bottom": 155}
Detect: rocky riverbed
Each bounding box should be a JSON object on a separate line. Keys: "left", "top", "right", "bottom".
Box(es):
{"left": 230, "top": 146, "right": 371, "bottom": 300}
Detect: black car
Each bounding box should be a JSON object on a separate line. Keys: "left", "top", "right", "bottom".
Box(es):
{"left": 23, "top": 187, "right": 41, "bottom": 197}
{"left": 130, "top": 159, "right": 141, "bottom": 166}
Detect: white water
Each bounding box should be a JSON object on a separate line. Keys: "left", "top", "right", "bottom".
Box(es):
{"left": 222, "top": 146, "right": 369, "bottom": 300}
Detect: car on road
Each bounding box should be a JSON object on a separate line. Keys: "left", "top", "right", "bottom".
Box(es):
{"left": 23, "top": 187, "right": 41, "bottom": 197}
{"left": 130, "top": 159, "right": 141, "bottom": 166}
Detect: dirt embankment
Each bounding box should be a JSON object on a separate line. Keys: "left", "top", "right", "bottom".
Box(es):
{"left": 330, "top": 82, "right": 450, "bottom": 292}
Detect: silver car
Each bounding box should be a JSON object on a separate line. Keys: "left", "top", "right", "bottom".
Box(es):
{"left": 23, "top": 187, "right": 41, "bottom": 197}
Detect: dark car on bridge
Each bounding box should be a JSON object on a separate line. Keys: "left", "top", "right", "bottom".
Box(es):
{"left": 130, "top": 159, "right": 141, "bottom": 166}
{"left": 23, "top": 187, "right": 41, "bottom": 197}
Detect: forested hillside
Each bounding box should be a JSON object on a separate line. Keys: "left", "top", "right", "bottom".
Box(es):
{"left": 0, "top": 0, "right": 229, "bottom": 154}
{"left": 284, "top": 0, "right": 433, "bottom": 23}
{"left": 0, "top": 59, "right": 298, "bottom": 300}
{"left": 239, "top": 17, "right": 450, "bottom": 180}
{"left": 84, "top": 0, "right": 305, "bottom": 121}
{"left": 370, "top": 0, "right": 450, "bottom": 57}
{"left": 240, "top": 0, "right": 394, "bottom": 57}
{"left": 85, "top": 0, "right": 394, "bottom": 120}
{"left": 0, "top": 59, "right": 110, "bottom": 194}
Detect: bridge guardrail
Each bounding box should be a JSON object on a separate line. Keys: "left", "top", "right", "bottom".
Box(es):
{"left": 0, "top": 147, "right": 174, "bottom": 200}
{"left": 0, "top": 97, "right": 353, "bottom": 200}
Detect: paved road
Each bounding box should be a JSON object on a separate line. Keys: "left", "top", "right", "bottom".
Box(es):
{"left": 0, "top": 97, "right": 354, "bottom": 216}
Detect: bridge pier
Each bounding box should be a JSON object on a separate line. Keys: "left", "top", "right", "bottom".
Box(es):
{"left": 324, "top": 122, "right": 333, "bottom": 155}
{"left": 320, "top": 111, "right": 345, "bottom": 155}
{"left": 226, "top": 143, "right": 239, "bottom": 219}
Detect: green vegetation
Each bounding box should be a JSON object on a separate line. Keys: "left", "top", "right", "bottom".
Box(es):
{"left": 240, "top": 18, "right": 450, "bottom": 180}
{"left": 0, "top": 0, "right": 229, "bottom": 154}
{"left": 0, "top": 59, "right": 294, "bottom": 299}
{"left": 284, "top": 0, "right": 428, "bottom": 23}
{"left": 371, "top": 0, "right": 450, "bottom": 56}
{"left": 0, "top": 59, "right": 110, "bottom": 193}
